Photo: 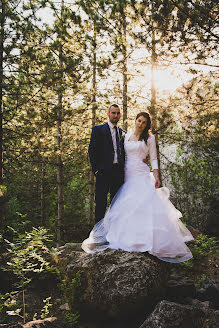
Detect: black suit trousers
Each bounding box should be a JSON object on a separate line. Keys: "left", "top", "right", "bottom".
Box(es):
{"left": 95, "top": 164, "right": 124, "bottom": 223}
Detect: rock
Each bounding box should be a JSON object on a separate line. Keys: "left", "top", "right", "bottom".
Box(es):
{"left": 54, "top": 298, "right": 61, "bottom": 305}
{"left": 203, "top": 310, "right": 219, "bottom": 328}
{"left": 166, "top": 275, "right": 196, "bottom": 301}
{"left": 186, "top": 225, "right": 200, "bottom": 239}
{"left": 59, "top": 303, "right": 70, "bottom": 311}
{"left": 190, "top": 299, "right": 210, "bottom": 309}
{"left": 139, "top": 300, "right": 207, "bottom": 328}
{"left": 58, "top": 246, "right": 169, "bottom": 319}
{"left": 58, "top": 242, "right": 82, "bottom": 255}
{"left": 197, "top": 279, "right": 219, "bottom": 309}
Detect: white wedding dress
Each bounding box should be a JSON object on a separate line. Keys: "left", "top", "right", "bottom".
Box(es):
{"left": 82, "top": 133, "right": 194, "bottom": 262}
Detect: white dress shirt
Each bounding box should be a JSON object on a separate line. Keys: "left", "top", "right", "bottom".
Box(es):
{"left": 108, "top": 121, "right": 119, "bottom": 164}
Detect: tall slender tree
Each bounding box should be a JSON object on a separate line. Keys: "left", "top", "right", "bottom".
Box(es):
{"left": 121, "top": 2, "right": 128, "bottom": 131}
{"left": 0, "top": 0, "right": 6, "bottom": 226}
{"left": 0, "top": 0, "right": 5, "bottom": 186}
{"left": 56, "top": 0, "right": 65, "bottom": 244}
{"left": 88, "top": 21, "right": 97, "bottom": 225}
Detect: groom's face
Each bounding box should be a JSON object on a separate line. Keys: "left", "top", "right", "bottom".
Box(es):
{"left": 108, "top": 106, "right": 121, "bottom": 124}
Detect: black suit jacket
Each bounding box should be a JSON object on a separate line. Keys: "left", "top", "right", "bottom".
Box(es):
{"left": 88, "top": 123, "right": 125, "bottom": 174}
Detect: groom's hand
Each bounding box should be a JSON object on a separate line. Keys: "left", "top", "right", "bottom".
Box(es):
{"left": 95, "top": 169, "right": 104, "bottom": 176}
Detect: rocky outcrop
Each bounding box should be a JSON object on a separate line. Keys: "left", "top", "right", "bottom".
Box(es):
{"left": 139, "top": 300, "right": 207, "bottom": 328}
{"left": 139, "top": 299, "right": 219, "bottom": 328}
{"left": 166, "top": 273, "right": 219, "bottom": 308}
{"left": 58, "top": 244, "right": 169, "bottom": 319}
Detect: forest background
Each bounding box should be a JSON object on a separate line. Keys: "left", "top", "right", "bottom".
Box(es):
{"left": 0, "top": 0, "right": 218, "bottom": 245}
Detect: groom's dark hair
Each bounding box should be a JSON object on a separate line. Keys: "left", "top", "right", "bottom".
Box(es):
{"left": 109, "top": 104, "right": 119, "bottom": 112}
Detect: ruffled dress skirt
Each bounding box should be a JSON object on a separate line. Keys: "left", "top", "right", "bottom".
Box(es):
{"left": 82, "top": 154, "right": 194, "bottom": 263}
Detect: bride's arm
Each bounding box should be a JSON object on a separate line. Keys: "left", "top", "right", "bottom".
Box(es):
{"left": 153, "top": 169, "right": 160, "bottom": 188}
{"left": 148, "top": 135, "right": 161, "bottom": 188}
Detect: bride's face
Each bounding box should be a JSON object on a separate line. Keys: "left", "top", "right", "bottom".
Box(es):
{"left": 135, "top": 116, "right": 147, "bottom": 131}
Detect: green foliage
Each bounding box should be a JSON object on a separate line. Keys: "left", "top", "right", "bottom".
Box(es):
{"left": 4, "top": 226, "right": 53, "bottom": 280}
{"left": 0, "top": 291, "right": 22, "bottom": 323}
{"left": 0, "top": 226, "right": 82, "bottom": 325}
{"left": 32, "top": 296, "right": 53, "bottom": 321}
{"left": 179, "top": 233, "right": 217, "bottom": 270}
{"left": 64, "top": 177, "right": 89, "bottom": 225}
{"left": 194, "top": 274, "right": 209, "bottom": 289}
{"left": 60, "top": 271, "right": 82, "bottom": 327}
{"left": 0, "top": 227, "right": 55, "bottom": 323}
{"left": 60, "top": 270, "right": 82, "bottom": 309}
{"left": 0, "top": 185, "right": 7, "bottom": 197}
{"left": 3, "top": 211, "right": 32, "bottom": 241}
{"left": 179, "top": 258, "right": 194, "bottom": 270}
{"left": 191, "top": 233, "right": 217, "bottom": 257}
{"left": 63, "top": 312, "right": 80, "bottom": 328}
{"left": 40, "top": 297, "right": 53, "bottom": 320}
{"left": 164, "top": 106, "right": 218, "bottom": 233}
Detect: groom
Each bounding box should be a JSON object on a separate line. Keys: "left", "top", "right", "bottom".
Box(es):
{"left": 89, "top": 104, "right": 126, "bottom": 223}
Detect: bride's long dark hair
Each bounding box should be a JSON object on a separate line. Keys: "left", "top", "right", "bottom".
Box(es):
{"left": 136, "top": 112, "right": 152, "bottom": 144}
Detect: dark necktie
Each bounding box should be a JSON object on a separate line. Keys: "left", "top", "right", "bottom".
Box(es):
{"left": 114, "top": 126, "right": 121, "bottom": 163}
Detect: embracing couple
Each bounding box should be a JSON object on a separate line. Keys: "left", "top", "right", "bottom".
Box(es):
{"left": 82, "top": 104, "right": 194, "bottom": 263}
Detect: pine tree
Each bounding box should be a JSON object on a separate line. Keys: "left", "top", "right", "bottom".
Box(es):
{"left": 0, "top": 0, "right": 49, "bottom": 227}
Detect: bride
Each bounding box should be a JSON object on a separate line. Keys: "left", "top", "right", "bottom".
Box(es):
{"left": 82, "top": 112, "right": 194, "bottom": 262}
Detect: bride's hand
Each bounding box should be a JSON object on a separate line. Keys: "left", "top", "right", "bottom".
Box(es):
{"left": 155, "top": 177, "right": 161, "bottom": 189}
{"left": 153, "top": 169, "right": 160, "bottom": 188}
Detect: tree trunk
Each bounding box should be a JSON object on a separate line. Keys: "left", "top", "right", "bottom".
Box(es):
{"left": 0, "top": 0, "right": 5, "bottom": 227}
{"left": 88, "top": 22, "right": 97, "bottom": 225}
{"left": 56, "top": 0, "right": 65, "bottom": 244}
{"left": 150, "top": 3, "right": 162, "bottom": 185}
{"left": 40, "top": 160, "right": 46, "bottom": 226}
{"left": 150, "top": 28, "right": 156, "bottom": 126}
{"left": 121, "top": 8, "right": 128, "bottom": 131}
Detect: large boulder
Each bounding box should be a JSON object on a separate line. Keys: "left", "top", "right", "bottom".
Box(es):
{"left": 58, "top": 244, "right": 169, "bottom": 319}
{"left": 139, "top": 299, "right": 219, "bottom": 328}
{"left": 139, "top": 300, "right": 207, "bottom": 328}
